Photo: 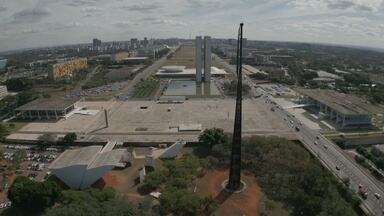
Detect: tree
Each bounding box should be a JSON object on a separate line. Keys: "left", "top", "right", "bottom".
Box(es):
{"left": 8, "top": 176, "right": 61, "bottom": 213}
{"left": 199, "top": 128, "right": 228, "bottom": 151}
{"left": 214, "top": 135, "right": 360, "bottom": 216}
{"left": 37, "top": 133, "right": 56, "bottom": 150}
{"left": 5, "top": 78, "right": 33, "bottom": 91}
{"left": 60, "top": 133, "right": 77, "bottom": 146}
{"left": 45, "top": 188, "right": 138, "bottom": 216}
{"left": 12, "top": 149, "right": 26, "bottom": 167}
{"left": 0, "top": 123, "right": 8, "bottom": 140}
{"left": 159, "top": 186, "right": 201, "bottom": 215}
{"left": 140, "top": 169, "right": 168, "bottom": 193}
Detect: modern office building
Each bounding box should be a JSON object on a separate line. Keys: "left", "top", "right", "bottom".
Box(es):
{"left": 194, "top": 36, "right": 212, "bottom": 82}
{"left": 142, "top": 37, "right": 149, "bottom": 47}
{"left": 298, "top": 89, "right": 381, "bottom": 128}
{"left": 15, "top": 98, "right": 79, "bottom": 120}
{"left": 49, "top": 58, "right": 88, "bottom": 80}
{"left": 195, "top": 36, "right": 202, "bottom": 83}
{"left": 130, "top": 38, "right": 139, "bottom": 49}
{"left": 93, "top": 38, "right": 102, "bottom": 50}
{"left": 49, "top": 144, "right": 131, "bottom": 189}
{"left": 204, "top": 36, "right": 211, "bottom": 82}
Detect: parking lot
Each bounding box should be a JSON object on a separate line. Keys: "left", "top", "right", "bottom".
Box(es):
{"left": 0, "top": 144, "right": 61, "bottom": 210}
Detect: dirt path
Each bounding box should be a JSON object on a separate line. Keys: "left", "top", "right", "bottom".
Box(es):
{"left": 196, "top": 168, "right": 263, "bottom": 216}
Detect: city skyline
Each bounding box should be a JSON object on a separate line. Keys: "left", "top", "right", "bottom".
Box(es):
{"left": 1, "top": 0, "right": 384, "bottom": 52}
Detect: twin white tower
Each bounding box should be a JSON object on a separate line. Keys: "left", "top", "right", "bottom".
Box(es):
{"left": 195, "top": 36, "right": 211, "bottom": 83}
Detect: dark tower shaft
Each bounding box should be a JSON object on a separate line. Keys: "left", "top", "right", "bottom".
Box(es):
{"left": 227, "top": 23, "right": 244, "bottom": 191}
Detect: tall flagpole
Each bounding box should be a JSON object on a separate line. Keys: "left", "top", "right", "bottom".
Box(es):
{"left": 227, "top": 23, "right": 244, "bottom": 191}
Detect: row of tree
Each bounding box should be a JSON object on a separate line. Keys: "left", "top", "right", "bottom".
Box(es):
{"left": 140, "top": 154, "right": 216, "bottom": 215}
{"left": 198, "top": 128, "right": 361, "bottom": 216}
{"left": 7, "top": 176, "right": 139, "bottom": 216}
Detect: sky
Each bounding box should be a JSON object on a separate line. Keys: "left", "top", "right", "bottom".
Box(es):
{"left": 1, "top": 0, "right": 384, "bottom": 52}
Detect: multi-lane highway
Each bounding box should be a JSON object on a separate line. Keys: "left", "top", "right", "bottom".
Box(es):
{"left": 118, "top": 46, "right": 178, "bottom": 100}
{"left": 213, "top": 54, "right": 384, "bottom": 215}
{"left": 266, "top": 94, "right": 384, "bottom": 215}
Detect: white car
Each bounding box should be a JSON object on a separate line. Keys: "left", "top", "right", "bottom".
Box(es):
{"left": 375, "top": 193, "right": 381, "bottom": 199}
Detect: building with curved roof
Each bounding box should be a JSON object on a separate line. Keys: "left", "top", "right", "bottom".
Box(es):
{"left": 49, "top": 143, "right": 130, "bottom": 189}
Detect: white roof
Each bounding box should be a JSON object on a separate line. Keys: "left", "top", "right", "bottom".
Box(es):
{"left": 49, "top": 145, "right": 128, "bottom": 170}
{"left": 49, "top": 146, "right": 102, "bottom": 169}
{"left": 179, "top": 124, "right": 202, "bottom": 131}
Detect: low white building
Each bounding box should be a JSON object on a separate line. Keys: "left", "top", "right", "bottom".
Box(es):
{"left": 49, "top": 145, "right": 131, "bottom": 189}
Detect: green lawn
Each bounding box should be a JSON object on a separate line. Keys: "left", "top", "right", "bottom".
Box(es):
{"left": 131, "top": 78, "right": 159, "bottom": 99}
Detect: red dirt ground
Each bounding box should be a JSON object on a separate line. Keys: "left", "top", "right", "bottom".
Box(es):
{"left": 94, "top": 172, "right": 119, "bottom": 189}
{"left": 196, "top": 168, "right": 263, "bottom": 216}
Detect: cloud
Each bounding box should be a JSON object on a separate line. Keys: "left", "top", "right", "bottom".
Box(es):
{"left": 67, "top": 0, "right": 100, "bottom": 7}
{"left": 113, "top": 21, "right": 138, "bottom": 28}
{"left": 11, "top": 8, "right": 51, "bottom": 24}
{"left": 81, "top": 6, "right": 102, "bottom": 13}
{"left": 327, "top": 0, "right": 355, "bottom": 9}
{"left": 0, "top": 6, "right": 7, "bottom": 12}
{"left": 289, "top": 0, "right": 384, "bottom": 12}
{"left": 22, "top": 29, "right": 39, "bottom": 34}
{"left": 121, "top": 3, "right": 161, "bottom": 12}
{"left": 150, "top": 19, "right": 187, "bottom": 26}
{"left": 81, "top": 6, "right": 102, "bottom": 16}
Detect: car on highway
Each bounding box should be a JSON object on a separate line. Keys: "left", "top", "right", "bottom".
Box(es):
{"left": 375, "top": 193, "right": 381, "bottom": 199}
{"left": 314, "top": 141, "right": 318, "bottom": 145}
{"left": 358, "top": 184, "right": 369, "bottom": 199}
{"left": 323, "top": 145, "right": 328, "bottom": 149}
{"left": 336, "top": 166, "right": 340, "bottom": 170}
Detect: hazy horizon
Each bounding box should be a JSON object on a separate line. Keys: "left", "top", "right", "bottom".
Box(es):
{"left": 1, "top": 0, "right": 384, "bottom": 52}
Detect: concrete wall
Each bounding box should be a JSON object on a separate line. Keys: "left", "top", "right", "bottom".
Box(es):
{"left": 51, "top": 165, "right": 86, "bottom": 189}
{"left": 81, "top": 165, "right": 114, "bottom": 188}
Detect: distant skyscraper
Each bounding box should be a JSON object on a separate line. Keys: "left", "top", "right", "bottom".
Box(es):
{"left": 143, "top": 37, "right": 149, "bottom": 48}
{"left": 195, "top": 36, "right": 202, "bottom": 83}
{"left": 204, "top": 36, "right": 211, "bottom": 82}
{"left": 130, "top": 38, "right": 139, "bottom": 49}
{"left": 92, "top": 38, "right": 102, "bottom": 50}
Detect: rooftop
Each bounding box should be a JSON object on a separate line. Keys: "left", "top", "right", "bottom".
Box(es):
{"left": 49, "top": 146, "right": 101, "bottom": 169}
{"left": 297, "top": 89, "right": 383, "bottom": 115}
{"left": 15, "top": 98, "right": 79, "bottom": 111}
{"left": 49, "top": 145, "right": 128, "bottom": 170}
